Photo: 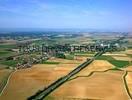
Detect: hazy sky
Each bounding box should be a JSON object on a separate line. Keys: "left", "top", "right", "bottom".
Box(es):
{"left": 0, "top": 0, "right": 132, "bottom": 31}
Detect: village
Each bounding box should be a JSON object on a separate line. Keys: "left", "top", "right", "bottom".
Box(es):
{"left": 11, "top": 38, "right": 126, "bottom": 70}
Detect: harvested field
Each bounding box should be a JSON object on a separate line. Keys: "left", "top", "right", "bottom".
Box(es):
{"left": 125, "top": 50, "right": 132, "bottom": 54}
{"left": 112, "top": 56, "right": 131, "bottom": 61}
{"left": 0, "top": 40, "right": 17, "bottom": 45}
{"left": 123, "top": 66, "right": 132, "bottom": 71}
{"left": 54, "top": 64, "right": 78, "bottom": 71}
{"left": 72, "top": 60, "right": 114, "bottom": 77}
{"left": 48, "top": 70, "right": 129, "bottom": 100}
{"left": 48, "top": 57, "right": 86, "bottom": 64}
{"left": 104, "top": 53, "right": 127, "bottom": 56}
{"left": 0, "top": 59, "right": 129, "bottom": 100}
{"left": 0, "top": 63, "right": 79, "bottom": 100}
{"left": 74, "top": 56, "right": 89, "bottom": 61}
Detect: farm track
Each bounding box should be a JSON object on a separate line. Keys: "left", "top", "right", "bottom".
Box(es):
{"left": 0, "top": 36, "right": 127, "bottom": 99}
{"left": 0, "top": 70, "right": 17, "bottom": 96}
{"left": 28, "top": 36, "right": 127, "bottom": 100}
{"left": 28, "top": 51, "right": 104, "bottom": 100}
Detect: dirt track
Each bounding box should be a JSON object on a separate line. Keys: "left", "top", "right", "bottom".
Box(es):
{"left": 0, "top": 58, "right": 131, "bottom": 100}
{"left": 0, "top": 63, "right": 79, "bottom": 100}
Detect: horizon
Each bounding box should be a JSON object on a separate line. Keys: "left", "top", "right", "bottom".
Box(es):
{"left": 0, "top": 0, "right": 132, "bottom": 32}
{"left": 0, "top": 28, "right": 131, "bottom": 33}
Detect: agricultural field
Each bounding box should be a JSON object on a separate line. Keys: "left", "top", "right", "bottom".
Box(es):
{"left": 72, "top": 60, "right": 114, "bottom": 77}
{"left": 96, "top": 54, "right": 131, "bottom": 68}
{"left": 0, "top": 58, "right": 82, "bottom": 100}
{"left": 0, "top": 43, "right": 18, "bottom": 69}
{"left": 0, "top": 69, "right": 13, "bottom": 94}
{"left": 126, "top": 72, "right": 132, "bottom": 96}
{"left": 47, "top": 71, "right": 129, "bottom": 100}
{"left": 0, "top": 0, "right": 132, "bottom": 99}
{"left": 0, "top": 44, "right": 16, "bottom": 58}
{"left": 0, "top": 33, "right": 132, "bottom": 100}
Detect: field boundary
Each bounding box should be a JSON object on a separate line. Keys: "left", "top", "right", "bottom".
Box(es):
{"left": 68, "top": 69, "right": 132, "bottom": 99}
{"left": 0, "top": 70, "right": 17, "bottom": 96}
{"left": 122, "top": 71, "right": 132, "bottom": 100}
{"left": 68, "top": 68, "right": 122, "bottom": 81}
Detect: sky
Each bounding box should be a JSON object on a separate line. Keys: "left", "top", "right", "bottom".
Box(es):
{"left": 0, "top": 0, "right": 132, "bottom": 31}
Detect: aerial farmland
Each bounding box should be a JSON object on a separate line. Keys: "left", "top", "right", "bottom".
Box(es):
{"left": 0, "top": 32, "right": 132, "bottom": 100}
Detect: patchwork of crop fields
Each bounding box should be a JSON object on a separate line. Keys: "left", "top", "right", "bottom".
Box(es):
{"left": 0, "top": 35, "right": 132, "bottom": 100}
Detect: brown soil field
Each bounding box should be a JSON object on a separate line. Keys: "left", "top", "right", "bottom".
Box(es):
{"left": 126, "top": 72, "right": 132, "bottom": 96}
{"left": 0, "top": 40, "right": 17, "bottom": 45}
{"left": 48, "top": 57, "right": 87, "bottom": 64}
{"left": 125, "top": 50, "right": 132, "bottom": 54}
{"left": 72, "top": 60, "right": 114, "bottom": 77}
{"left": 54, "top": 64, "right": 78, "bottom": 71}
{"left": 0, "top": 63, "right": 79, "bottom": 100}
{"left": 48, "top": 70, "right": 129, "bottom": 100}
{"left": 123, "top": 66, "right": 132, "bottom": 71}
{"left": 0, "top": 59, "right": 127, "bottom": 100}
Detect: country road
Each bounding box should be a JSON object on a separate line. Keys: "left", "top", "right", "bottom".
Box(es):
{"left": 28, "top": 36, "right": 126, "bottom": 100}
{"left": 28, "top": 51, "right": 105, "bottom": 100}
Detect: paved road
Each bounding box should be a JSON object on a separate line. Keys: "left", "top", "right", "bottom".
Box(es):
{"left": 28, "top": 51, "right": 104, "bottom": 100}
{"left": 28, "top": 35, "right": 126, "bottom": 100}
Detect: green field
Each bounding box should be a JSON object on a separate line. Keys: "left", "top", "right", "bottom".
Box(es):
{"left": 110, "top": 60, "right": 130, "bottom": 68}
{"left": 127, "top": 54, "right": 132, "bottom": 58}
{"left": 96, "top": 55, "right": 115, "bottom": 61}
{"left": 0, "top": 60, "right": 18, "bottom": 67}
{"left": 0, "top": 44, "right": 16, "bottom": 49}
{"left": 0, "top": 51, "right": 11, "bottom": 55}
{"left": 65, "top": 54, "right": 74, "bottom": 60}
{"left": 0, "top": 51, "right": 15, "bottom": 58}
{"left": 0, "top": 43, "right": 17, "bottom": 68}
{"left": 0, "top": 44, "right": 16, "bottom": 58}
{"left": 41, "top": 61, "right": 60, "bottom": 64}
{"left": 0, "top": 69, "right": 13, "bottom": 93}
{"left": 96, "top": 55, "right": 130, "bottom": 68}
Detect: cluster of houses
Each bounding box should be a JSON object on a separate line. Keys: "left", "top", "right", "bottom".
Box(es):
{"left": 18, "top": 42, "right": 126, "bottom": 55}
{"left": 16, "top": 53, "right": 49, "bottom": 69}
{"left": 14, "top": 40, "right": 126, "bottom": 69}
{"left": 16, "top": 62, "right": 32, "bottom": 69}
